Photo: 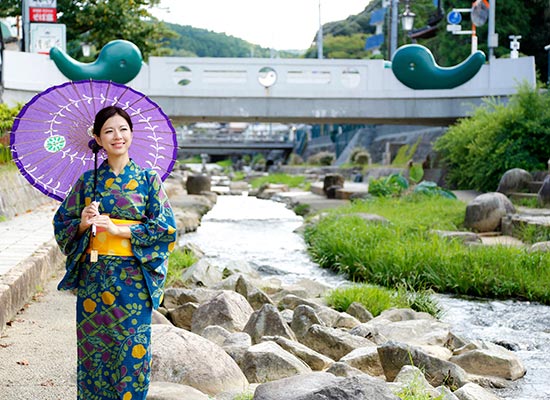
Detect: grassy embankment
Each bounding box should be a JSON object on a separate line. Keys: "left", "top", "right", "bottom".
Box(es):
{"left": 304, "top": 193, "right": 550, "bottom": 306}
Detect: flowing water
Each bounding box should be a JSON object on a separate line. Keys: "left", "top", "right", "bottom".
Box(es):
{"left": 179, "top": 195, "right": 550, "bottom": 400}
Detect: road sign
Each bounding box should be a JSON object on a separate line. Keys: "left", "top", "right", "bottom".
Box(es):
{"left": 447, "top": 11, "right": 462, "bottom": 25}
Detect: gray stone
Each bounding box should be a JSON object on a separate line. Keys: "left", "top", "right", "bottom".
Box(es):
{"left": 377, "top": 341, "right": 469, "bottom": 388}
{"left": 147, "top": 381, "right": 209, "bottom": 400}
{"left": 346, "top": 301, "right": 373, "bottom": 323}
{"left": 290, "top": 305, "right": 324, "bottom": 339}
{"left": 186, "top": 174, "right": 211, "bottom": 195}
{"left": 181, "top": 259, "right": 224, "bottom": 288}
{"left": 300, "top": 324, "right": 375, "bottom": 361}
{"left": 464, "top": 192, "right": 516, "bottom": 232}
{"left": 168, "top": 302, "right": 198, "bottom": 330}
{"left": 151, "top": 325, "right": 248, "bottom": 396}
{"left": 241, "top": 341, "right": 311, "bottom": 383}
{"left": 191, "top": 290, "right": 254, "bottom": 334}
{"left": 539, "top": 175, "right": 550, "bottom": 206}
{"left": 453, "top": 382, "right": 502, "bottom": 400}
{"left": 496, "top": 168, "right": 532, "bottom": 195}
{"left": 243, "top": 303, "right": 297, "bottom": 344}
{"left": 262, "top": 335, "right": 334, "bottom": 371}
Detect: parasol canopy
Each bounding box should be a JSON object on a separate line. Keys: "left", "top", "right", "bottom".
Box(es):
{"left": 10, "top": 79, "right": 178, "bottom": 202}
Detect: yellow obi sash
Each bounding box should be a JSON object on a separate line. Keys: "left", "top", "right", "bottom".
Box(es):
{"left": 86, "top": 219, "right": 140, "bottom": 257}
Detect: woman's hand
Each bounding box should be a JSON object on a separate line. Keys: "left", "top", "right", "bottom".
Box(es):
{"left": 78, "top": 201, "right": 100, "bottom": 236}
{"left": 91, "top": 214, "right": 132, "bottom": 239}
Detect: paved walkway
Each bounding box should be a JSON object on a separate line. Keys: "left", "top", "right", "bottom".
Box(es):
{"left": 0, "top": 200, "right": 77, "bottom": 399}
{"left": 0, "top": 200, "right": 58, "bottom": 275}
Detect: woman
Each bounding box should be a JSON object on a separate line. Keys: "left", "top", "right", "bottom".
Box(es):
{"left": 53, "top": 106, "right": 177, "bottom": 400}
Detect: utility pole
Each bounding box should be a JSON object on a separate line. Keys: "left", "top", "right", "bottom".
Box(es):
{"left": 390, "top": 0, "right": 398, "bottom": 60}
{"left": 487, "top": 0, "right": 497, "bottom": 60}
{"left": 317, "top": 0, "right": 323, "bottom": 59}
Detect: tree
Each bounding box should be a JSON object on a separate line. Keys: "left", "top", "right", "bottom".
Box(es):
{"left": 0, "top": 0, "right": 176, "bottom": 59}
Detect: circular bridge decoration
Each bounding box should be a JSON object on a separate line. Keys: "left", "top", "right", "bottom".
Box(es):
{"left": 174, "top": 65, "right": 192, "bottom": 86}
{"left": 258, "top": 67, "right": 277, "bottom": 88}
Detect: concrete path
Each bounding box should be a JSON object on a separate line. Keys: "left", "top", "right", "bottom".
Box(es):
{"left": 0, "top": 269, "right": 76, "bottom": 399}
{"left": 0, "top": 200, "right": 76, "bottom": 399}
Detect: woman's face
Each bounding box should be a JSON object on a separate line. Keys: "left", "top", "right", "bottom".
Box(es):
{"left": 95, "top": 114, "right": 133, "bottom": 157}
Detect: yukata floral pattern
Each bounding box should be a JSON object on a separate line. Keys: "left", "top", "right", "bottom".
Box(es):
{"left": 53, "top": 160, "right": 177, "bottom": 400}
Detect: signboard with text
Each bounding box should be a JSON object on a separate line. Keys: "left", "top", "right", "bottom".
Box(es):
{"left": 29, "top": 23, "right": 65, "bottom": 55}
{"left": 29, "top": 7, "right": 57, "bottom": 22}
{"left": 28, "top": 0, "right": 57, "bottom": 7}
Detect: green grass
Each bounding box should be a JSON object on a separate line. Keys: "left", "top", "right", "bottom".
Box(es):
{"left": 249, "top": 173, "right": 310, "bottom": 190}
{"left": 326, "top": 283, "right": 441, "bottom": 318}
{"left": 304, "top": 193, "right": 550, "bottom": 304}
{"left": 166, "top": 248, "right": 198, "bottom": 287}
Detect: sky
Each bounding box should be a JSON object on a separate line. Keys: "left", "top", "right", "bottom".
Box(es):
{"left": 150, "top": 0, "right": 371, "bottom": 51}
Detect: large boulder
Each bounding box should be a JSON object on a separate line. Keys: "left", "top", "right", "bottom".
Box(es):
{"left": 262, "top": 335, "right": 334, "bottom": 371}
{"left": 186, "top": 174, "right": 211, "bottom": 195}
{"left": 253, "top": 372, "right": 400, "bottom": 400}
{"left": 450, "top": 341, "right": 526, "bottom": 381}
{"left": 151, "top": 325, "right": 248, "bottom": 396}
{"left": 191, "top": 290, "right": 254, "bottom": 334}
{"left": 538, "top": 174, "right": 550, "bottom": 206}
{"left": 243, "top": 304, "right": 296, "bottom": 344}
{"left": 464, "top": 192, "right": 516, "bottom": 232}
{"left": 377, "top": 341, "right": 470, "bottom": 388}
{"left": 147, "top": 382, "right": 209, "bottom": 400}
{"left": 323, "top": 173, "right": 344, "bottom": 194}
{"left": 241, "top": 341, "right": 312, "bottom": 383}
{"left": 300, "top": 324, "right": 375, "bottom": 361}
{"left": 496, "top": 168, "right": 533, "bottom": 195}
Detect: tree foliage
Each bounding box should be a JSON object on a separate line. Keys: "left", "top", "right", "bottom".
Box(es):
{"left": 433, "top": 84, "right": 550, "bottom": 192}
{"left": 0, "top": 0, "right": 175, "bottom": 59}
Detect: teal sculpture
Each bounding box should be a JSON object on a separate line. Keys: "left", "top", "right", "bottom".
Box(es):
{"left": 50, "top": 40, "right": 143, "bottom": 84}
{"left": 391, "top": 44, "right": 486, "bottom": 90}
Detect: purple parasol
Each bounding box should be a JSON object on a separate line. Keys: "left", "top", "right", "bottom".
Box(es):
{"left": 10, "top": 80, "right": 178, "bottom": 202}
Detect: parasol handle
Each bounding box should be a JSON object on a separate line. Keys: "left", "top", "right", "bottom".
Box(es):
{"left": 88, "top": 139, "right": 102, "bottom": 237}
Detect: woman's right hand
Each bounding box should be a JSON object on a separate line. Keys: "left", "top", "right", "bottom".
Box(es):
{"left": 78, "top": 201, "right": 100, "bottom": 234}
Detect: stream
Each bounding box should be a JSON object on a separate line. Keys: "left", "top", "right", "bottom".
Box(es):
{"left": 179, "top": 194, "right": 550, "bottom": 400}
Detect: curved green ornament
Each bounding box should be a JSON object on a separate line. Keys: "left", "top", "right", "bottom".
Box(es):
{"left": 391, "top": 44, "right": 486, "bottom": 90}
{"left": 50, "top": 40, "right": 143, "bottom": 84}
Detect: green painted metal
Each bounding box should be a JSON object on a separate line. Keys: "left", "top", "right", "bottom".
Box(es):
{"left": 391, "top": 44, "right": 486, "bottom": 90}
{"left": 50, "top": 40, "right": 143, "bottom": 84}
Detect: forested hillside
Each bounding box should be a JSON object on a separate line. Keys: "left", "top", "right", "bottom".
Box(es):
{"left": 160, "top": 0, "right": 549, "bottom": 82}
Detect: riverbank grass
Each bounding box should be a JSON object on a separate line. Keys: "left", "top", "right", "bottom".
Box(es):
{"left": 167, "top": 248, "right": 198, "bottom": 287}
{"left": 326, "top": 283, "right": 441, "bottom": 318}
{"left": 249, "top": 173, "right": 310, "bottom": 190}
{"left": 305, "top": 194, "right": 550, "bottom": 304}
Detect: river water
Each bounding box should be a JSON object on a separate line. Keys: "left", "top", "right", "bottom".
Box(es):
{"left": 179, "top": 195, "right": 550, "bottom": 400}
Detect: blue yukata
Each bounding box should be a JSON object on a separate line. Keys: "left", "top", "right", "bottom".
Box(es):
{"left": 53, "top": 159, "right": 177, "bottom": 400}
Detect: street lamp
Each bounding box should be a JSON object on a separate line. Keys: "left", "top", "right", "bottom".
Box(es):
{"left": 81, "top": 42, "right": 91, "bottom": 57}
{"left": 401, "top": 1, "right": 416, "bottom": 32}
{"left": 389, "top": 0, "right": 416, "bottom": 59}
{"left": 545, "top": 44, "right": 550, "bottom": 87}
{"left": 317, "top": 0, "right": 323, "bottom": 59}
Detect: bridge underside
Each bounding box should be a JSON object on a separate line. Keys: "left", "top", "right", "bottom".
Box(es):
{"left": 178, "top": 142, "right": 294, "bottom": 159}
{"left": 153, "top": 96, "right": 496, "bottom": 126}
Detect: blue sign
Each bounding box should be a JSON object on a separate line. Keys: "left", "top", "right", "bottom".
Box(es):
{"left": 447, "top": 11, "right": 462, "bottom": 25}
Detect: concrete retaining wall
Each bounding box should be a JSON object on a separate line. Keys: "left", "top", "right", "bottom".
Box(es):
{"left": 0, "top": 239, "right": 64, "bottom": 334}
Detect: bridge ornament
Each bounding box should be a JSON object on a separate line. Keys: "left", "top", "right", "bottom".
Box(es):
{"left": 391, "top": 44, "right": 486, "bottom": 90}
{"left": 49, "top": 39, "right": 143, "bottom": 84}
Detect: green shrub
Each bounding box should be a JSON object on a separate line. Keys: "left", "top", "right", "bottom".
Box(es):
{"left": 307, "top": 151, "right": 335, "bottom": 166}
{"left": 434, "top": 83, "right": 550, "bottom": 192}
{"left": 368, "top": 173, "right": 409, "bottom": 197}
{"left": 288, "top": 153, "right": 304, "bottom": 165}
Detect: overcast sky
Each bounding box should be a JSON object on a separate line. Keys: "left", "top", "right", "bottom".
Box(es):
{"left": 150, "top": 0, "right": 370, "bottom": 51}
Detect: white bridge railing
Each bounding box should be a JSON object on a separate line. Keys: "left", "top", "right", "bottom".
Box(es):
{"left": 2, "top": 50, "right": 536, "bottom": 106}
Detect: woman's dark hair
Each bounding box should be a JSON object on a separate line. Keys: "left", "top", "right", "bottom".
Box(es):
{"left": 93, "top": 106, "right": 133, "bottom": 136}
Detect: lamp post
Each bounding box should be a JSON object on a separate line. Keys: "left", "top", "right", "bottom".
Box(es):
{"left": 401, "top": 1, "right": 416, "bottom": 33}
{"left": 81, "top": 42, "right": 91, "bottom": 57}
{"left": 390, "top": 0, "right": 416, "bottom": 59}
{"left": 545, "top": 44, "right": 550, "bottom": 87}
